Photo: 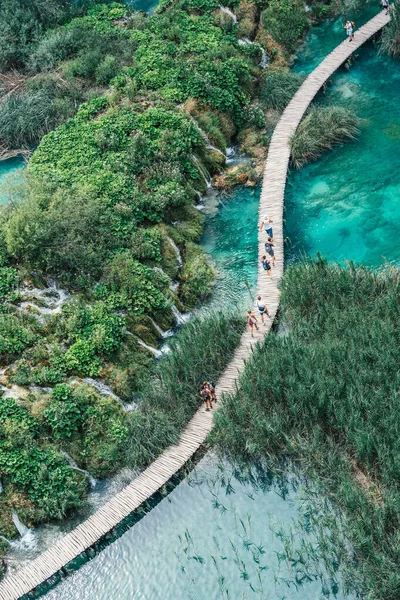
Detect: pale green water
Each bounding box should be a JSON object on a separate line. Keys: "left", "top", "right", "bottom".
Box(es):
{"left": 41, "top": 455, "right": 356, "bottom": 600}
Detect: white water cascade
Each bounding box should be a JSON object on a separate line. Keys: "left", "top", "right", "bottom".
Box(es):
{"left": 238, "top": 37, "right": 252, "bottom": 46}
{"left": 167, "top": 237, "right": 183, "bottom": 268}
{"left": 61, "top": 451, "right": 97, "bottom": 488}
{"left": 259, "top": 47, "right": 269, "bottom": 68}
{"left": 19, "top": 278, "right": 69, "bottom": 324}
{"left": 137, "top": 339, "right": 164, "bottom": 359}
{"left": 82, "top": 378, "right": 137, "bottom": 413}
{"left": 150, "top": 318, "right": 173, "bottom": 339}
{"left": 192, "top": 156, "right": 212, "bottom": 189}
{"left": 11, "top": 512, "right": 37, "bottom": 551}
{"left": 219, "top": 5, "right": 238, "bottom": 22}
{"left": 171, "top": 305, "right": 192, "bottom": 326}
{"left": 0, "top": 480, "right": 3, "bottom": 494}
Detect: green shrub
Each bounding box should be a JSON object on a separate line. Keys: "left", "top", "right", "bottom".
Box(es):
{"left": 261, "top": 0, "right": 310, "bottom": 53}
{"left": 0, "top": 314, "right": 37, "bottom": 363}
{"left": 180, "top": 242, "right": 215, "bottom": 308}
{"left": 290, "top": 105, "right": 360, "bottom": 168}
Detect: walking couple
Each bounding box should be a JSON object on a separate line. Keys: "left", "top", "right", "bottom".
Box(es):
{"left": 247, "top": 296, "right": 271, "bottom": 337}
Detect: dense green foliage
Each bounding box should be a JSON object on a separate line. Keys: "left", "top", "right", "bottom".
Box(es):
{"left": 290, "top": 106, "right": 360, "bottom": 168}
{"left": 213, "top": 259, "right": 400, "bottom": 599}
{"left": 0, "top": 312, "right": 243, "bottom": 538}
{"left": 261, "top": 0, "right": 310, "bottom": 53}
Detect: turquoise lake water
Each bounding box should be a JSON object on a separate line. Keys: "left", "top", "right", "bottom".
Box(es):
{"left": 0, "top": 156, "right": 25, "bottom": 203}
{"left": 41, "top": 455, "right": 356, "bottom": 600}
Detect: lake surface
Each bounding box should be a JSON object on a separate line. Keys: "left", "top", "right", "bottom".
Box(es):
{"left": 41, "top": 455, "right": 356, "bottom": 600}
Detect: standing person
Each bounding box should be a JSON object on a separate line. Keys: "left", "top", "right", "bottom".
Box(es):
{"left": 247, "top": 309, "right": 259, "bottom": 337}
{"left": 208, "top": 380, "right": 217, "bottom": 403}
{"left": 260, "top": 215, "right": 273, "bottom": 239}
{"left": 344, "top": 19, "right": 354, "bottom": 41}
{"left": 200, "top": 382, "right": 213, "bottom": 412}
{"left": 257, "top": 296, "right": 271, "bottom": 325}
{"left": 381, "top": 0, "right": 389, "bottom": 14}
{"left": 264, "top": 236, "right": 275, "bottom": 266}
{"left": 261, "top": 255, "right": 272, "bottom": 277}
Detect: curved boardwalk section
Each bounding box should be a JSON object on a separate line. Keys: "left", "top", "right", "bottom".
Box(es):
{"left": 0, "top": 11, "right": 389, "bottom": 600}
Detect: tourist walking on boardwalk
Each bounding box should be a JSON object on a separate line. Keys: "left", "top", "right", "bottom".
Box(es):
{"left": 200, "top": 382, "right": 213, "bottom": 411}
{"left": 260, "top": 214, "right": 273, "bottom": 239}
{"left": 247, "top": 309, "right": 259, "bottom": 337}
{"left": 208, "top": 380, "right": 217, "bottom": 403}
{"left": 264, "top": 236, "right": 275, "bottom": 266}
{"left": 380, "top": 0, "right": 389, "bottom": 14}
{"left": 261, "top": 255, "right": 272, "bottom": 277}
{"left": 344, "top": 19, "right": 355, "bottom": 41}
{"left": 257, "top": 296, "right": 271, "bottom": 325}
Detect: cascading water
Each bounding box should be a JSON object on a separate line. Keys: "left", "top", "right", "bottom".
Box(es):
{"left": 149, "top": 318, "right": 173, "bottom": 339}
{"left": 0, "top": 480, "right": 3, "bottom": 494}
{"left": 11, "top": 512, "right": 36, "bottom": 551}
{"left": 171, "top": 305, "right": 192, "bottom": 326}
{"left": 192, "top": 156, "right": 212, "bottom": 189}
{"left": 219, "top": 5, "right": 237, "bottom": 23}
{"left": 259, "top": 48, "right": 269, "bottom": 69}
{"left": 82, "top": 378, "right": 137, "bottom": 413}
{"left": 167, "top": 237, "right": 183, "bottom": 268}
{"left": 137, "top": 339, "right": 164, "bottom": 359}
{"left": 60, "top": 451, "right": 97, "bottom": 488}
{"left": 19, "top": 278, "right": 69, "bottom": 324}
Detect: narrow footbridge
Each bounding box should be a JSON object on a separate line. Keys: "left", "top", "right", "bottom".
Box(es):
{"left": 0, "top": 11, "right": 389, "bottom": 599}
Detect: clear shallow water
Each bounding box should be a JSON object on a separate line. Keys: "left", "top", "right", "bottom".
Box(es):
{"left": 42, "top": 455, "right": 355, "bottom": 600}
{"left": 201, "top": 187, "right": 259, "bottom": 311}
{"left": 0, "top": 156, "right": 25, "bottom": 203}
{"left": 286, "top": 43, "right": 400, "bottom": 268}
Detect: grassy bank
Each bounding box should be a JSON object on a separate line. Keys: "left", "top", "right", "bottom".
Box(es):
{"left": 0, "top": 311, "right": 243, "bottom": 547}
{"left": 213, "top": 259, "right": 400, "bottom": 600}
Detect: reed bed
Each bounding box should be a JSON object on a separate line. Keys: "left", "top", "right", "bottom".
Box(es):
{"left": 290, "top": 106, "right": 360, "bottom": 168}
{"left": 213, "top": 258, "right": 400, "bottom": 599}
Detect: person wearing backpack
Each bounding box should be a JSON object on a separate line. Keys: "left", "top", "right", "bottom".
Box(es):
{"left": 344, "top": 20, "right": 355, "bottom": 41}
{"left": 380, "top": 0, "right": 389, "bottom": 15}
{"left": 261, "top": 255, "right": 272, "bottom": 277}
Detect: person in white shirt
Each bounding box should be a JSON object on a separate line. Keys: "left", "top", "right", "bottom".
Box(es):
{"left": 259, "top": 215, "right": 273, "bottom": 239}
{"left": 257, "top": 296, "right": 271, "bottom": 325}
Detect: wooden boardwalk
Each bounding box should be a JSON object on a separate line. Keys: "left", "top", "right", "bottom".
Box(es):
{"left": 0, "top": 11, "right": 389, "bottom": 599}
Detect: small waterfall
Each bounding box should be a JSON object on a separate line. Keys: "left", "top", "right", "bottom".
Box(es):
{"left": 171, "top": 305, "right": 192, "bottom": 326}
{"left": 192, "top": 156, "right": 212, "bottom": 189}
{"left": 61, "top": 451, "right": 97, "bottom": 488}
{"left": 0, "top": 480, "right": 3, "bottom": 494}
{"left": 259, "top": 47, "right": 269, "bottom": 69}
{"left": 11, "top": 512, "right": 36, "bottom": 550}
{"left": 82, "top": 378, "right": 137, "bottom": 413}
{"left": 28, "top": 385, "right": 53, "bottom": 394}
{"left": 167, "top": 237, "right": 183, "bottom": 268}
{"left": 207, "top": 144, "right": 225, "bottom": 157}
{"left": 137, "top": 339, "right": 163, "bottom": 359}
{"left": 238, "top": 37, "right": 252, "bottom": 46}
{"left": 150, "top": 318, "right": 173, "bottom": 339}
{"left": 19, "top": 278, "right": 69, "bottom": 324}
{"left": 219, "top": 5, "right": 238, "bottom": 22}
{"left": 170, "top": 280, "right": 180, "bottom": 292}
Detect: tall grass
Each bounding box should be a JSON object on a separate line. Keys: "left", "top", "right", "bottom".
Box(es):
{"left": 259, "top": 71, "right": 305, "bottom": 112}
{"left": 290, "top": 106, "right": 360, "bottom": 168}
{"left": 380, "top": 0, "right": 400, "bottom": 57}
{"left": 124, "top": 311, "right": 244, "bottom": 467}
{"left": 213, "top": 258, "right": 400, "bottom": 599}
{"left": 0, "top": 90, "right": 58, "bottom": 148}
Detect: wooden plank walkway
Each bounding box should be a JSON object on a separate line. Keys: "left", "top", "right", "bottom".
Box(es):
{"left": 0, "top": 11, "right": 389, "bottom": 599}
